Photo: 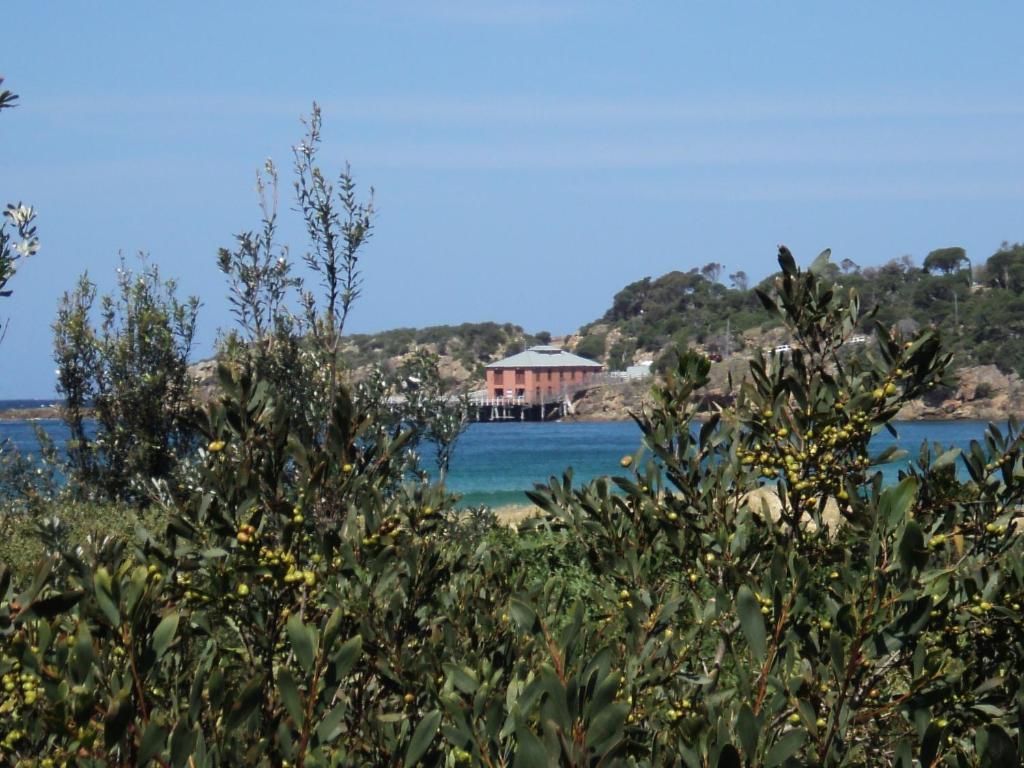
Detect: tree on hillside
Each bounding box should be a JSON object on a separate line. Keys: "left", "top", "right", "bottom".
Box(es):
{"left": 986, "top": 242, "right": 1024, "bottom": 293}
{"left": 700, "top": 261, "right": 723, "bottom": 283}
{"left": 923, "top": 246, "right": 967, "bottom": 275}
{"left": 728, "top": 269, "right": 748, "bottom": 291}
{"left": 604, "top": 276, "right": 651, "bottom": 321}
{"left": 574, "top": 331, "right": 607, "bottom": 360}
{"left": 865, "top": 255, "right": 917, "bottom": 283}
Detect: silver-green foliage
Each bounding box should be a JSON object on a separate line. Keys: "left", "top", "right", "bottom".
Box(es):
{"left": 52, "top": 257, "right": 200, "bottom": 500}
{"left": 3, "top": 251, "right": 1021, "bottom": 766}
{"left": 0, "top": 78, "right": 40, "bottom": 335}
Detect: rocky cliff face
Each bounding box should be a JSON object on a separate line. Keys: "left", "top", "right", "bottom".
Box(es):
{"left": 566, "top": 362, "right": 1024, "bottom": 423}
{"left": 895, "top": 364, "right": 1024, "bottom": 421}
{"left": 183, "top": 330, "right": 1024, "bottom": 425}
{"left": 186, "top": 356, "right": 1024, "bottom": 424}
{"left": 564, "top": 380, "right": 650, "bottom": 421}
{"left": 187, "top": 336, "right": 494, "bottom": 399}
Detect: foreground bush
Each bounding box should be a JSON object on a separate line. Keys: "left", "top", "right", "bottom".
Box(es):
{"left": 1, "top": 249, "right": 1022, "bottom": 766}
{"left": 0, "top": 502, "right": 162, "bottom": 582}
{"left": 53, "top": 258, "right": 200, "bottom": 501}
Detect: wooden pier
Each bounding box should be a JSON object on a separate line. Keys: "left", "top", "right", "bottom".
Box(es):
{"left": 468, "top": 395, "right": 573, "bottom": 422}
{"left": 467, "top": 374, "right": 617, "bottom": 422}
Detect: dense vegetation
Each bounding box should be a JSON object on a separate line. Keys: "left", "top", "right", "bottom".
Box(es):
{"left": 576, "top": 246, "right": 1024, "bottom": 376}
{"left": 341, "top": 323, "right": 546, "bottom": 379}
{"left": 2, "top": 94, "right": 1023, "bottom": 765}
{"left": 4, "top": 235, "right": 1024, "bottom": 764}
{"left": 54, "top": 262, "right": 200, "bottom": 501}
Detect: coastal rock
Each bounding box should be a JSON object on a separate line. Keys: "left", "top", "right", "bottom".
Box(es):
{"left": 179, "top": 325, "right": 1024, "bottom": 426}
{"left": 0, "top": 405, "right": 61, "bottom": 421}
{"left": 567, "top": 360, "right": 1024, "bottom": 424}
{"left": 895, "top": 364, "right": 1024, "bottom": 421}
{"left": 958, "top": 365, "right": 1014, "bottom": 402}
{"left": 567, "top": 380, "right": 648, "bottom": 421}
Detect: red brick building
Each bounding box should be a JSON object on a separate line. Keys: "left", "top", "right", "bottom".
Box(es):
{"left": 485, "top": 345, "right": 603, "bottom": 404}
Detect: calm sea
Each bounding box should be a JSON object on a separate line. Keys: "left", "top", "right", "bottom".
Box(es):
{"left": 0, "top": 410, "right": 1005, "bottom": 508}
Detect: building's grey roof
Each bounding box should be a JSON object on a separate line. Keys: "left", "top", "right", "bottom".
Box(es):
{"left": 486, "top": 345, "right": 603, "bottom": 369}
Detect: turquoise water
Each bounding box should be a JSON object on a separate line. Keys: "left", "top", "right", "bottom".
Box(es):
{"left": 438, "top": 420, "right": 1001, "bottom": 507}
{"left": 434, "top": 421, "right": 645, "bottom": 507}
{"left": 0, "top": 417, "right": 1005, "bottom": 508}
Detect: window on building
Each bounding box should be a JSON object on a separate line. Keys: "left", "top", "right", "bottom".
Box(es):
{"left": 515, "top": 369, "right": 525, "bottom": 385}
{"left": 493, "top": 370, "right": 503, "bottom": 384}
{"left": 495, "top": 387, "right": 504, "bottom": 398}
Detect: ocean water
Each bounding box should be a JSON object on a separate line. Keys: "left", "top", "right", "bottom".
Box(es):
{"left": 0, "top": 414, "right": 1007, "bottom": 508}
{"left": 435, "top": 419, "right": 1003, "bottom": 507}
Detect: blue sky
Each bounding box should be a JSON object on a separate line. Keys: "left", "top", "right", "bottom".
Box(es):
{"left": 3, "top": 2, "right": 1023, "bottom": 396}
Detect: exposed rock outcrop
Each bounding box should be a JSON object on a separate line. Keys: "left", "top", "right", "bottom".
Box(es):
{"left": 565, "top": 380, "right": 650, "bottom": 422}
{"left": 567, "top": 362, "right": 1024, "bottom": 423}
{"left": 896, "top": 364, "right": 1024, "bottom": 421}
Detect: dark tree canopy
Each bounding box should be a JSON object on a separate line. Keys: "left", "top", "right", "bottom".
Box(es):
{"left": 579, "top": 243, "right": 1024, "bottom": 378}
{"left": 729, "top": 270, "right": 749, "bottom": 291}
{"left": 923, "top": 246, "right": 967, "bottom": 275}
{"left": 700, "top": 262, "right": 724, "bottom": 283}
{"left": 604, "top": 276, "right": 652, "bottom": 322}
{"left": 986, "top": 243, "right": 1024, "bottom": 292}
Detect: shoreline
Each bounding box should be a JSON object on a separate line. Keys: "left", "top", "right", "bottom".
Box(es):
{"left": 2, "top": 402, "right": 1021, "bottom": 425}
{"left": 2, "top": 411, "right": 1017, "bottom": 424}
{"left": 0, "top": 406, "right": 62, "bottom": 421}
{"left": 559, "top": 413, "right": 1018, "bottom": 424}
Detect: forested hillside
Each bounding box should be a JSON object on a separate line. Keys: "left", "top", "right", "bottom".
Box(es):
{"left": 574, "top": 243, "right": 1024, "bottom": 375}
{"left": 340, "top": 322, "right": 547, "bottom": 380}
{"left": 326, "top": 242, "right": 1024, "bottom": 389}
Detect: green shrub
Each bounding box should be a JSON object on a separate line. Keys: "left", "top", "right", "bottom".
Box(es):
{"left": 607, "top": 337, "right": 637, "bottom": 371}
{"left": 215, "top": 106, "right": 375, "bottom": 446}
{"left": 515, "top": 251, "right": 1020, "bottom": 765}
{"left": 0, "top": 501, "right": 162, "bottom": 582}
{"left": 3, "top": 255, "right": 1022, "bottom": 763}
{"left": 575, "top": 331, "right": 607, "bottom": 362}
{"left": 53, "top": 258, "right": 200, "bottom": 501}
